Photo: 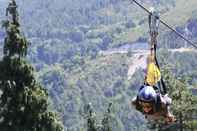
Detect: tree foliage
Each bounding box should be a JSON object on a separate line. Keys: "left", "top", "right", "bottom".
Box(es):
{"left": 148, "top": 58, "right": 197, "bottom": 131}
{"left": 84, "top": 103, "right": 113, "bottom": 131}
{"left": 161, "top": 66, "right": 197, "bottom": 131}
{"left": 0, "top": 1, "right": 64, "bottom": 131}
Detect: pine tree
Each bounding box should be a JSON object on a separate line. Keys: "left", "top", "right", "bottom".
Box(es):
{"left": 101, "top": 103, "right": 112, "bottom": 131}
{"left": 85, "top": 103, "right": 97, "bottom": 131}
{"left": 0, "top": 1, "right": 64, "bottom": 131}
{"left": 166, "top": 75, "right": 197, "bottom": 131}
{"left": 84, "top": 103, "right": 113, "bottom": 131}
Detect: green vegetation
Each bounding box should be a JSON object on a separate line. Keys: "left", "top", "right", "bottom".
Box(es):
{"left": 83, "top": 103, "right": 113, "bottom": 131}
{"left": 147, "top": 57, "right": 197, "bottom": 130}
{"left": 0, "top": 0, "right": 197, "bottom": 130}
{"left": 0, "top": 1, "right": 63, "bottom": 131}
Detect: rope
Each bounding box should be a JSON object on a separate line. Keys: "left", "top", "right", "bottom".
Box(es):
{"left": 130, "top": 0, "right": 197, "bottom": 49}
{"left": 151, "top": 37, "right": 167, "bottom": 94}
{"left": 129, "top": 0, "right": 197, "bottom": 94}
{"left": 155, "top": 53, "right": 167, "bottom": 94}
{"left": 148, "top": 11, "right": 167, "bottom": 94}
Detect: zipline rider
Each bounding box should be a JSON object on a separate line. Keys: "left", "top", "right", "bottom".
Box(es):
{"left": 132, "top": 7, "right": 176, "bottom": 124}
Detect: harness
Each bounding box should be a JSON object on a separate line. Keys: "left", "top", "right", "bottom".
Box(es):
{"left": 135, "top": 10, "right": 168, "bottom": 114}
{"left": 146, "top": 9, "right": 167, "bottom": 95}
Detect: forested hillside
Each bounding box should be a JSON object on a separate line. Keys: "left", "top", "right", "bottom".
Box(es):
{"left": 0, "top": 0, "right": 197, "bottom": 130}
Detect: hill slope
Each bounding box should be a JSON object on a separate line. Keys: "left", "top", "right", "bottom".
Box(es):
{"left": 1, "top": 0, "right": 197, "bottom": 130}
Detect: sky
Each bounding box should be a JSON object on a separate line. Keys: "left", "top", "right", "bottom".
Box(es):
{"left": 0, "top": 0, "right": 6, "bottom": 3}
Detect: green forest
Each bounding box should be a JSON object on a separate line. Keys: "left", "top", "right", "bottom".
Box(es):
{"left": 0, "top": 0, "right": 197, "bottom": 131}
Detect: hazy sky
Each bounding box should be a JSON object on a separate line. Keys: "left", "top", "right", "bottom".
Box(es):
{"left": 0, "top": 0, "right": 7, "bottom": 4}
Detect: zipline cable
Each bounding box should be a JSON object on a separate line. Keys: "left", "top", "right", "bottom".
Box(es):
{"left": 130, "top": 0, "right": 197, "bottom": 49}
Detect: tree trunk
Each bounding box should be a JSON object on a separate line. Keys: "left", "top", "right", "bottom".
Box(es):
{"left": 179, "top": 112, "right": 183, "bottom": 131}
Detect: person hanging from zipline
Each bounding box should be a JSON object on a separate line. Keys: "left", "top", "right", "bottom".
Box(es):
{"left": 131, "top": 85, "right": 176, "bottom": 124}
{"left": 131, "top": 7, "right": 176, "bottom": 124}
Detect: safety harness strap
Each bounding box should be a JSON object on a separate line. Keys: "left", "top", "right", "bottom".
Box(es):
{"left": 148, "top": 9, "right": 167, "bottom": 95}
